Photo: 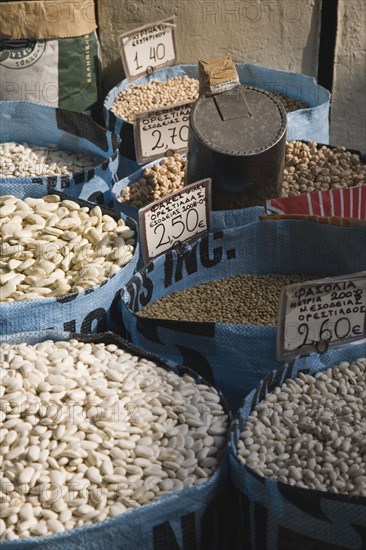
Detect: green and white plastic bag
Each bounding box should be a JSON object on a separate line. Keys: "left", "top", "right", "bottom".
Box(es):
{"left": 0, "top": 0, "right": 101, "bottom": 115}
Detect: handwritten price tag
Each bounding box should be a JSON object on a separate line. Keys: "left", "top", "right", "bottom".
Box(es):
{"left": 139, "top": 179, "right": 212, "bottom": 263}
{"left": 118, "top": 17, "right": 177, "bottom": 80}
{"left": 277, "top": 273, "right": 366, "bottom": 360}
{"left": 134, "top": 101, "right": 193, "bottom": 164}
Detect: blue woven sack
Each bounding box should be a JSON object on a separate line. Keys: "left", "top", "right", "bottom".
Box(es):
{"left": 103, "top": 63, "right": 330, "bottom": 167}
{"left": 229, "top": 342, "right": 366, "bottom": 550}
{"left": 0, "top": 190, "right": 139, "bottom": 337}
{"left": 118, "top": 220, "right": 366, "bottom": 413}
{"left": 0, "top": 330, "right": 231, "bottom": 550}
{"left": 103, "top": 65, "right": 197, "bottom": 170}
{"left": 0, "top": 101, "right": 119, "bottom": 205}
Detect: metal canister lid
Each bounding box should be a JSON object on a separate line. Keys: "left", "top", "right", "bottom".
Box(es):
{"left": 190, "top": 85, "right": 287, "bottom": 156}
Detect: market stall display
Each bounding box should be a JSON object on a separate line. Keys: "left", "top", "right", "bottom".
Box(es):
{"left": 112, "top": 160, "right": 265, "bottom": 227}
{"left": 112, "top": 141, "right": 365, "bottom": 224}
{"left": 0, "top": 102, "right": 119, "bottom": 205}
{"left": 118, "top": 153, "right": 186, "bottom": 208}
{"left": 0, "top": 332, "right": 230, "bottom": 548}
{"left": 0, "top": 142, "right": 101, "bottom": 179}
{"left": 118, "top": 219, "right": 366, "bottom": 412}
{"left": 0, "top": 195, "right": 135, "bottom": 302}
{"left": 104, "top": 63, "right": 330, "bottom": 169}
{"left": 237, "top": 359, "right": 366, "bottom": 496}
{"left": 136, "top": 274, "right": 320, "bottom": 325}
{"left": 230, "top": 344, "right": 366, "bottom": 549}
{"left": 110, "top": 76, "right": 199, "bottom": 123}
{"left": 282, "top": 141, "right": 366, "bottom": 197}
{"left": 1, "top": 8, "right": 364, "bottom": 548}
{"left": 0, "top": 192, "right": 138, "bottom": 335}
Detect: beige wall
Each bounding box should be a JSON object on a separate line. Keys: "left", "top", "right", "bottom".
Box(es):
{"left": 98, "top": 0, "right": 322, "bottom": 91}
{"left": 331, "top": 0, "right": 366, "bottom": 151}
{"left": 97, "top": 0, "right": 366, "bottom": 152}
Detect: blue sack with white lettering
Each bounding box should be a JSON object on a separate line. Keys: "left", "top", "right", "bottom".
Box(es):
{"left": 0, "top": 330, "right": 232, "bottom": 550}
{"left": 0, "top": 189, "right": 139, "bottom": 337}
{"left": 118, "top": 219, "right": 366, "bottom": 413}
{"left": 0, "top": 101, "right": 119, "bottom": 205}
{"left": 229, "top": 342, "right": 366, "bottom": 550}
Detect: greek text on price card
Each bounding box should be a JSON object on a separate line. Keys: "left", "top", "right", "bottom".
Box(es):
{"left": 118, "top": 17, "right": 177, "bottom": 80}
{"left": 139, "top": 179, "right": 212, "bottom": 264}
{"left": 277, "top": 272, "right": 366, "bottom": 361}
{"left": 134, "top": 101, "right": 194, "bottom": 164}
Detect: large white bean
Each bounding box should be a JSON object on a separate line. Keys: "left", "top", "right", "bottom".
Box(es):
{"left": 0, "top": 340, "right": 228, "bottom": 540}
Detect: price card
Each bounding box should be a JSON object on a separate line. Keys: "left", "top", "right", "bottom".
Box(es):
{"left": 139, "top": 179, "right": 212, "bottom": 263}
{"left": 118, "top": 17, "right": 177, "bottom": 80}
{"left": 277, "top": 272, "right": 366, "bottom": 360}
{"left": 134, "top": 101, "right": 193, "bottom": 164}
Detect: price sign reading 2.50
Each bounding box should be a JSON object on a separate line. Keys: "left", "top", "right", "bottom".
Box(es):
{"left": 118, "top": 17, "right": 177, "bottom": 80}
{"left": 139, "top": 179, "right": 212, "bottom": 263}
{"left": 134, "top": 101, "right": 193, "bottom": 164}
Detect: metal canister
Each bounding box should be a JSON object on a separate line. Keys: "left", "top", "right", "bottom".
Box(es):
{"left": 186, "top": 85, "right": 287, "bottom": 210}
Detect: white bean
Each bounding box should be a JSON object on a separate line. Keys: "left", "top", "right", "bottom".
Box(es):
{"left": 0, "top": 195, "right": 135, "bottom": 302}
{"left": 0, "top": 142, "right": 101, "bottom": 178}
{"left": 0, "top": 339, "right": 228, "bottom": 540}
{"left": 237, "top": 358, "right": 366, "bottom": 497}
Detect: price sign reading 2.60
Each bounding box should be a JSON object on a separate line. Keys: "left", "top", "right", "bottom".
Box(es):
{"left": 277, "top": 273, "right": 366, "bottom": 360}
{"left": 118, "top": 17, "right": 177, "bottom": 80}
{"left": 139, "top": 179, "right": 212, "bottom": 263}
{"left": 134, "top": 101, "right": 193, "bottom": 164}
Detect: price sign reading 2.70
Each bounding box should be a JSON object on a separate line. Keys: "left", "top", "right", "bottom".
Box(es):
{"left": 134, "top": 101, "right": 193, "bottom": 164}
{"left": 118, "top": 17, "right": 177, "bottom": 80}
{"left": 277, "top": 273, "right": 366, "bottom": 361}
{"left": 139, "top": 179, "right": 212, "bottom": 264}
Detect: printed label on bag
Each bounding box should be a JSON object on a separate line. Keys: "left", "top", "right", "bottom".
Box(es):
{"left": 139, "top": 179, "right": 212, "bottom": 263}
{"left": 134, "top": 101, "right": 193, "bottom": 164}
{"left": 118, "top": 17, "right": 177, "bottom": 80}
{"left": 277, "top": 272, "right": 366, "bottom": 360}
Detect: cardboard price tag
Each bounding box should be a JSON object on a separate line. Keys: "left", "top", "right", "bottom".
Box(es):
{"left": 134, "top": 101, "right": 193, "bottom": 164}
{"left": 277, "top": 272, "right": 366, "bottom": 360}
{"left": 118, "top": 17, "right": 177, "bottom": 80}
{"left": 139, "top": 179, "right": 212, "bottom": 263}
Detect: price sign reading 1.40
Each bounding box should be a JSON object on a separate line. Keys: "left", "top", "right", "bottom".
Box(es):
{"left": 118, "top": 17, "right": 177, "bottom": 80}
{"left": 277, "top": 272, "right": 366, "bottom": 361}
{"left": 134, "top": 101, "right": 193, "bottom": 164}
{"left": 139, "top": 179, "right": 212, "bottom": 264}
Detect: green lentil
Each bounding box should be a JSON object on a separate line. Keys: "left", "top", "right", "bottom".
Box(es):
{"left": 137, "top": 274, "right": 322, "bottom": 325}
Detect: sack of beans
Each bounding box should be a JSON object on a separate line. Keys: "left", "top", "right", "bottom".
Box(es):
{"left": 0, "top": 101, "right": 119, "bottom": 205}
{"left": 0, "top": 330, "right": 231, "bottom": 549}
{"left": 118, "top": 220, "right": 366, "bottom": 413}
{"left": 103, "top": 63, "right": 330, "bottom": 164}
{"left": 0, "top": 0, "right": 101, "bottom": 116}
{"left": 229, "top": 342, "right": 366, "bottom": 549}
{"left": 111, "top": 154, "right": 188, "bottom": 222}
{"left": 111, "top": 153, "right": 265, "bottom": 227}
{"left": 0, "top": 192, "right": 139, "bottom": 336}
{"left": 281, "top": 141, "right": 366, "bottom": 199}
{"left": 214, "top": 140, "right": 366, "bottom": 211}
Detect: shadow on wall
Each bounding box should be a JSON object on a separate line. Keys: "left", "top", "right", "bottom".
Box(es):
{"left": 102, "top": 57, "right": 126, "bottom": 97}
{"left": 301, "top": 0, "right": 322, "bottom": 76}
